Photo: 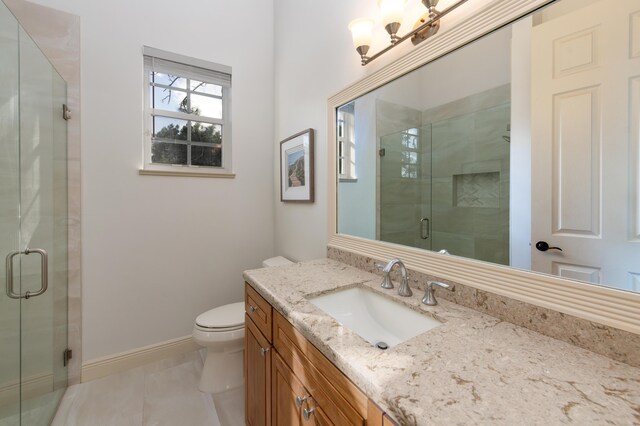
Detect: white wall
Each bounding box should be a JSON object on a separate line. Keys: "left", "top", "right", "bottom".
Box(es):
{"left": 27, "top": 0, "right": 275, "bottom": 361}
{"left": 510, "top": 17, "right": 533, "bottom": 270}
{"left": 273, "top": 0, "right": 388, "bottom": 261}
{"left": 337, "top": 95, "right": 377, "bottom": 240}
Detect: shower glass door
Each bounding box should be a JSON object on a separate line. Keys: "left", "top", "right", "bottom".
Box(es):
{"left": 378, "top": 124, "right": 432, "bottom": 250}
{"left": 0, "top": 2, "right": 22, "bottom": 423}
{"left": 0, "top": 1, "right": 69, "bottom": 424}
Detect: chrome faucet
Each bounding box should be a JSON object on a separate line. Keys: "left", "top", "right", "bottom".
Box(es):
{"left": 376, "top": 259, "right": 412, "bottom": 297}
{"left": 422, "top": 280, "right": 453, "bottom": 306}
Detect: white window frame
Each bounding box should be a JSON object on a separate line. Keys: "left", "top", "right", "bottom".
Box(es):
{"left": 141, "top": 46, "right": 233, "bottom": 177}
{"left": 337, "top": 103, "right": 356, "bottom": 181}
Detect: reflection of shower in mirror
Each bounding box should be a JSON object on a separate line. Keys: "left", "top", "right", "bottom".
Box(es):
{"left": 502, "top": 123, "right": 510, "bottom": 143}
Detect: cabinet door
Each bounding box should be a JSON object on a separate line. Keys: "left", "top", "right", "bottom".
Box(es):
{"left": 272, "top": 352, "right": 307, "bottom": 426}
{"left": 245, "top": 314, "right": 271, "bottom": 426}
{"left": 272, "top": 353, "right": 334, "bottom": 426}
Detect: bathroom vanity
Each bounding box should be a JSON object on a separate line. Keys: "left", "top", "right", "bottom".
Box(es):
{"left": 243, "top": 260, "right": 640, "bottom": 425}
{"left": 244, "top": 280, "right": 393, "bottom": 425}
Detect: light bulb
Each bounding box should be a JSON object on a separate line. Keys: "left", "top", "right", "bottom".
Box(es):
{"left": 348, "top": 18, "right": 374, "bottom": 50}
{"left": 379, "top": 0, "right": 406, "bottom": 27}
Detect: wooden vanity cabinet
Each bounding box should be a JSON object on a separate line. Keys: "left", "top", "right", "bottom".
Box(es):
{"left": 244, "top": 282, "right": 390, "bottom": 426}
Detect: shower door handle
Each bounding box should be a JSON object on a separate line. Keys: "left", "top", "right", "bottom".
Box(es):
{"left": 5, "top": 248, "right": 48, "bottom": 300}
{"left": 420, "top": 218, "right": 430, "bottom": 239}
{"left": 6, "top": 251, "right": 21, "bottom": 299}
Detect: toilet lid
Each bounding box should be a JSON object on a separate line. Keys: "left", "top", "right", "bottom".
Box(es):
{"left": 196, "top": 302, "right": 245, "bottom": 329}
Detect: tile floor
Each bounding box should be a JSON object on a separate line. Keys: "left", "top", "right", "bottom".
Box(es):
{"left": 51, "top": 349, "right": 244, "bottom": 426}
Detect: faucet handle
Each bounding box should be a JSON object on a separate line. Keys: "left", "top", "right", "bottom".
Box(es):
{"left": 422, "top": 281, "right": 453, "bottom": 306}
{"left": 374, "top": 262, "right": 386, "bottom": 271}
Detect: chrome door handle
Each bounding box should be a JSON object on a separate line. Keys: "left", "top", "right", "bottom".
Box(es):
{"left": 303, "top": 407, "right": 315, "bottom": 421}
{"left": 260, "top": 347, "right": 270, "bottom": 357}
{"left": 295, "top": 395, "right": 307, "bottom": 407}
{"left": 248, "top": 305, "right": 257, "bottom": 313}
{"left": 420, "top": 218, "right": 430, "bottom": 239}
{"left": 6, "top": 251, "right": 21, "bottom": 299}
{"left": 5, "top": 248, "right": 48, "bottom": 300}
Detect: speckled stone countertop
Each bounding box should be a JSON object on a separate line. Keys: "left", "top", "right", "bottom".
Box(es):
{"left": 243, "top": 259, "right": 640, "bottom": 426}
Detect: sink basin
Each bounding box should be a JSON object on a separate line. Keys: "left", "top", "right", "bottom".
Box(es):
{"left": 308, "top": 287, "right": 441, "bottom": 348}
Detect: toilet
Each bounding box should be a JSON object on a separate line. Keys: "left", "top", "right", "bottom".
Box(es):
{"left": 193, "top": 256, "right": 293, "bottom": 393}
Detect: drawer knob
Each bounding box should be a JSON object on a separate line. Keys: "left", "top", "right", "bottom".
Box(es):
{"left": 260, "top": 347, "right": 270, "bottom": 356}
{"left": 295, "top": 395, "right": 307, "bottom": 407}
{"left": 303, "top": 407, "right": 315, "bottom": 421}
{"left": 248, "top": 305, "right": 257, "bottom": 313}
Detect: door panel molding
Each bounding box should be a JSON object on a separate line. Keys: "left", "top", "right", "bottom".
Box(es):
{"left": 551, "top": 86, "right": 601, "bottom": 236}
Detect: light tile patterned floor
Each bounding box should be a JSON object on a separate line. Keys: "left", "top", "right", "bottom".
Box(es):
{"left": 51, "top": 350, "right": 244, "bottom": 426}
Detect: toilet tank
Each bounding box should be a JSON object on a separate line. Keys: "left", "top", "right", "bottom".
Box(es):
{"left": 262, "top": 256, "right": 293, "bottom": 267}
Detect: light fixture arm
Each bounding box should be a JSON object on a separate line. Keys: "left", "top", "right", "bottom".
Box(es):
{"left": 358, "top": 0, "right": 469, "bottom": 66}
{"left": 422, "top": 0, "right": 440, "bottom": 18}
{"left": 356, "top": 45, "right": 371, "bottom": 66}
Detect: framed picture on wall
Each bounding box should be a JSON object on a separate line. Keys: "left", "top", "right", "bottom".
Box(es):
{"left": 280, "top": 129, "right": 314, "bottom": 202}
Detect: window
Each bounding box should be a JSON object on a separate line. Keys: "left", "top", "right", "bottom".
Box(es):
{"left": 141, "top": 47, "right": 232, "bottom": 176}
{"left": 337, "top": 102, "right": 356, "bottom": 181}
{"left": 400, "top": 128, "right": 419, "bottom": 179}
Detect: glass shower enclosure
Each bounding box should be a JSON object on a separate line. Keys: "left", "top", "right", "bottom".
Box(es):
{"left": 379, "top": 101, "right": 511, "bottom": 265}
{"left": 1, "top": 1, "right": 69, "bottom": 424}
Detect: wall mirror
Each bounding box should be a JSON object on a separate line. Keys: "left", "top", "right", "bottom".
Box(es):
{"left": 335, "top": 0, "right": 640, "bottom": 296}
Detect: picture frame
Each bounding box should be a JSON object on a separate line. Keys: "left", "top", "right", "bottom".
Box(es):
{"left": 280, "top": 128, "right": 314, "bottom": 202}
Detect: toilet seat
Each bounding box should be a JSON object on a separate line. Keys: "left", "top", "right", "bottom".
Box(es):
{"left": 195, "top": 301, "right": 244, "bottom": 330}
{"left": 194, "top": 323, "right": 243, "bottom": 332}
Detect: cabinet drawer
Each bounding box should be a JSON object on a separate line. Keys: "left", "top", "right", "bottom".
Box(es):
{"left": 273, "top": 311, "right": 367, "bottom": 425}
{"left": 245, "top": 282, "right": 272, "bottom": 342}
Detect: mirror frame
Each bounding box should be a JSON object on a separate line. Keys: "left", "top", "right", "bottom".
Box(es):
{"left": 327, "top": 0, "right": 640, "bottom": 334}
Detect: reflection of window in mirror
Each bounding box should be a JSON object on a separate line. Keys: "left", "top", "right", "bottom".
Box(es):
{"left": 400, "top": 128, "right": 419, "bottom": 179}
{"left": 337, "top": 103, "right": 356, "bottom": 181}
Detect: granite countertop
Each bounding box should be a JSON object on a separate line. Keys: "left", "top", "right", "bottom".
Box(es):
{"left": 243, "top": 259, "right": 640, "bottom": 426}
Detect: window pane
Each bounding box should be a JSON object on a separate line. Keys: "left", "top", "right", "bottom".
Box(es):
{"left": 152, "top": 86, "right": 187, "bottom": 113}
{"left": 401, "top": 164, "right": 417, "bottom": 179}
{"left": 191, "top": 145, "right": 222, "bottom": 167}
{"left": 153, "top": 116, "right": 188, "bottom": 141}
{"left": 402, "top": 151, "right": 418, "bottom": 164}
{"left": 402, "top": 134, "right": 418, "bottom": 149}
{"left": 151, "top": 142, "right": 187, "bottom": 165}
{"left": 191, "top": 122, "right": 222, "bottom": 144}
{"left": 190, "top": 80, "right": 222, "bottom": 96}
{"left": 190, "top": 93, "right": 222, "bottom": 119}
{"left": 151, "top": 72, "right": 187, "bottom": 89}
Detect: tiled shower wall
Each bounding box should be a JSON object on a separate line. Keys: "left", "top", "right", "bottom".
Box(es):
{"left": 377, "top": 85, "right": 511, "bottom": 265}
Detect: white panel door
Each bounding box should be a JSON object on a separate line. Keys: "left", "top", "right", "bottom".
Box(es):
{"left": 531, "top": 0, "right": 640, "bottom": 291}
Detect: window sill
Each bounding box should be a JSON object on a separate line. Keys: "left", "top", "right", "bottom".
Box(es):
{"left": 139, "top": 169, "right": 235, "bottom": 178}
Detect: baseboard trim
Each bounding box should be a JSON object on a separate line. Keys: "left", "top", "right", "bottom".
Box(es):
{"left": 81, "top": 335, "right": 200, "bottom": 383}
{"left": 0, "top": 371, "right": 53, "bottom": 409}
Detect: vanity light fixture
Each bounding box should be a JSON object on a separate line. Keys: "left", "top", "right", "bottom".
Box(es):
{"left": 349, "top": 0, "right": 469, "bottom": 66}
{"left": 348, "top": 18, "right": 375, "bottom": 66}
